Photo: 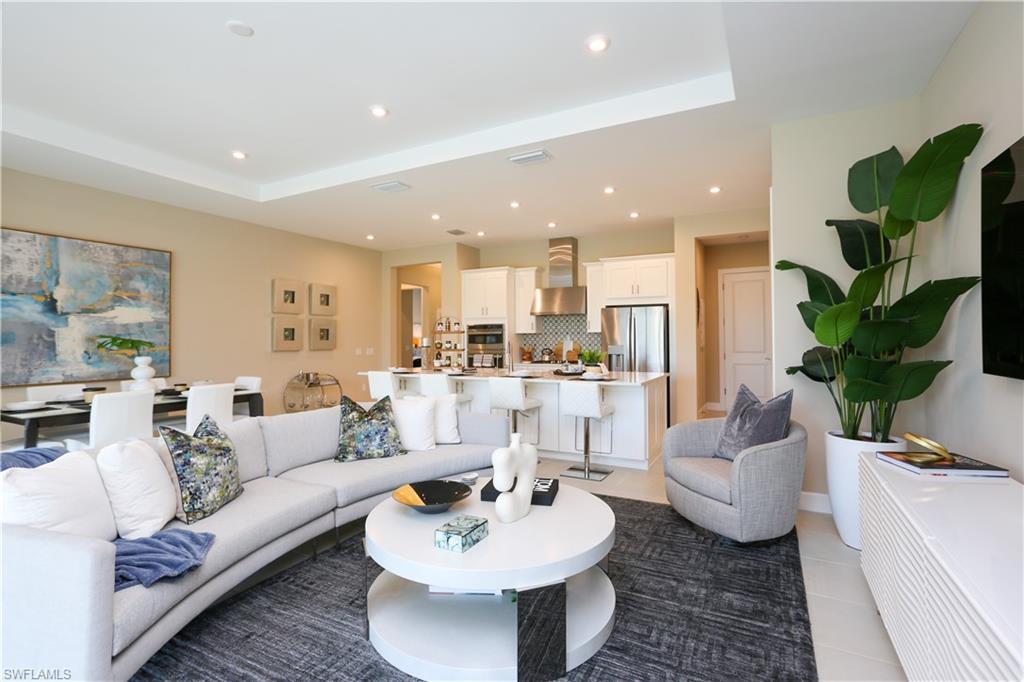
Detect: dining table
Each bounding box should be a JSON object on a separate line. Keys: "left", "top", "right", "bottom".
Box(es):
{"left": 0, "top": 389, "right": 264, "bottom": 448}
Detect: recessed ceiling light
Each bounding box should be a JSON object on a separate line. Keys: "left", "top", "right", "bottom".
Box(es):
{"left": 477, "top": 231, "right": 486, "bottom": 237}
{"left": 629, "top": 211, "right": 639, "bottom": 219}
{"left": 548, "top": 222, "right": 557, "bottom": 228}
{"left": 231, "top": 150, "right": 247, "bottom": 160}
{"left": 509, "top": 200, "right": 520, "bottom": 209}
{"left": 603, "top": 186, "right": 615, "bottom": 195}
{"left": 366, "top": 235, "right": 375, "bottom": 240}
{"left": 225, "top": 20, "right": 254, "bottom": 38}
{"left": 431, "top": 213, "right": 441, "bottom": 221}
{"left": 709, "top": 186, "right": 722, "bottom": 194}
{"left": 587, "top": 34, "right": 610, "bottom": 52}
{"left": 370, "top": 105, "right": 389, "bottom": 119}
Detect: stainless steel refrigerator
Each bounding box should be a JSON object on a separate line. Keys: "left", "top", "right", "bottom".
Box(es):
{"left": 601, "top": 304, "right": 670, "bottom": 420}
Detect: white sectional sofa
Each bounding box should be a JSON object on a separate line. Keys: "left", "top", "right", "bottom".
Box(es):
{"left": 1, "top": 406, "right": 508, "bottom": 681}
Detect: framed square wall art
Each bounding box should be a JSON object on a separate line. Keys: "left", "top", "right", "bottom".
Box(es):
{"left": 309, "top": 318, "right": 337, "bottom": 350}
{"left": 271, "top": 278, "right": 304, "bottom": 314}
{"left": 272, "top": 316, "right": 303, "bottom": 351}
{"left": 309, "top": 283, "right": 337, "bottom": 316}
{"left": 0, "top": 227, "right": 171, "bottom": 386}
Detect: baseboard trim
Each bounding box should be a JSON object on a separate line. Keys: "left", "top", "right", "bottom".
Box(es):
{"left": 799, "top": 491, "right": 831, "bottom": 514}
{"left": 701, "top": 402, "right": 724, "bottom": 412}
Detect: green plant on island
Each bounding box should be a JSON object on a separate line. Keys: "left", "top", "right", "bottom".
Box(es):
{"left": 579, "top": 349, "right": 604, "bottom": 365}
{"left": 95, "top": 335, "right": 155, "bottom": 357}
{"left": 778, "top": 123, "right": 983, "bottom": 443}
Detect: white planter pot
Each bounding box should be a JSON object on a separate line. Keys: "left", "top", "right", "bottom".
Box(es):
{"left": 129, "top": 356, "right": 156, "bottom": 391}
{"left": 826, "top": 431, "right": 906, "bottom": 549}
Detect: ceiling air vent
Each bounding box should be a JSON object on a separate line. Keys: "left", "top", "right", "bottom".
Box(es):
{"left": 371, "top": 180, "right": 410, "bottom": 193}
{"left": 507, "top": 149, "right": 551, "bottom": 166}
{"left": 446, "top": 229, "right": 466, "bottom": 236}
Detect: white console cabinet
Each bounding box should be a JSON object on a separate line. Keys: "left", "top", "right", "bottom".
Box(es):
{"left": 860, "top": 454, "right": 1022, "bottom": 681}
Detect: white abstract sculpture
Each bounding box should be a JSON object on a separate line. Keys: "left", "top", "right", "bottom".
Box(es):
{"left": 491, "top": 432, "right": 538, "bottom": 524}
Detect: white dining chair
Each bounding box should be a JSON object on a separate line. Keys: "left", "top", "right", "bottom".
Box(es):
{"left": 418, "top": 374, "right": 473, "bottom": 406}
{"left": 25, "top": 383, "right": 86, "bottom": 402}
{"left": 367, "top": 371, "right": 417, "bottom": 401}
{"left": 64, "top": 390, "right": 155, "bottom": 452}
{"left": 119, "top": 378, "right": 168, "bottom": 392}
{"left": 6, "top": 384, "right": 90, "bottom": 448}
{"left": 185, "top": 383, "right": 235, "bottom": 433}
{"left": 232, "top": 376, "right": 262, "bottom": 418}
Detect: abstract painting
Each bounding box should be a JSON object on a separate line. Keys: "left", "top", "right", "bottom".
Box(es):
{"left": 1, "top": 228, "right": 170, "bottom": 385}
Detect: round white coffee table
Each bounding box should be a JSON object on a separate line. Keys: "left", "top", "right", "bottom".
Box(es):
{"left": 364, "top": 482, "right": 616, "bottom": 681}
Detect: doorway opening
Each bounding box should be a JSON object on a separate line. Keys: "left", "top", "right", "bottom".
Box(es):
{"left": 694, "top": 232, "right": 770, "bottom": 418}
{"left": 394, "top": 262, "right": 442, "bottom": 368}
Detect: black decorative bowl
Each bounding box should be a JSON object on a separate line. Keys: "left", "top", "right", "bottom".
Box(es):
{"left": 392, "top": 480, "right": 472, "bottom": 514}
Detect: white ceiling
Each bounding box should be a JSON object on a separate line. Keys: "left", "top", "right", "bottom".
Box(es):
{"left": 1, "top": 2, "right": 976, "bottom": 250}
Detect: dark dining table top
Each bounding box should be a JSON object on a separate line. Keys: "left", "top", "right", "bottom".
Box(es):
{"left": 0, "top": 389, "right": 261, "bottom": 424}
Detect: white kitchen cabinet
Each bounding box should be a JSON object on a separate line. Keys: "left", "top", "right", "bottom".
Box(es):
{"left": 461, "top": 267, "right": 512, "bottom": 321}
{"left": 583, "top": 262, "right": 604, "bottom": 333}
{"left": 601, "top": 255, "right": 673, "bottom": 303}
{"left": 514, "top": 267, "right": 539, "bottom": 334}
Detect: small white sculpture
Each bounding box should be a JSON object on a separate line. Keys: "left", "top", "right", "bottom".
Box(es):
{"left": 491, "top": 432, "right": 538, "bottom": 524}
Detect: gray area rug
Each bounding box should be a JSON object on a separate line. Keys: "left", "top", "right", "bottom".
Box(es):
{"left": 133, "top": 496, "right": 817, "bottom": 681}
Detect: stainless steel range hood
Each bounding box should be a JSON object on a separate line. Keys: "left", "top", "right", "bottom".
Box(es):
{"left": 530, "top": 236, "right": 586, "bottom": 316}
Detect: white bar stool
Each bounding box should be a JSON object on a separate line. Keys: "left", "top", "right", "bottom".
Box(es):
{"left": 368, "top": 371, "right": 417, "bottom": 401}
{"left": 488, "top": 377, "right": 541, "bottom": 441}
{"left": 418, "top": 374, "right": 473, "bottom": 406}
{"left": 64, "top": 390, "right": 155, "bottom": 451}
{"left": 559, "top": 381, "right": 614, "bottom": 481}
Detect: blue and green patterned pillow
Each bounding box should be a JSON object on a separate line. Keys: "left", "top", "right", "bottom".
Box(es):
{"left": 335, "top": 396, "right": 406, "bottom": 463}
{"left": 159, "top": 415, "right": 243, "bottom": 524}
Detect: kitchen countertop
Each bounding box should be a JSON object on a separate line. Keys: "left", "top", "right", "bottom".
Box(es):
{"left": 362, "top": 368, "right": 668, "bottom": 386}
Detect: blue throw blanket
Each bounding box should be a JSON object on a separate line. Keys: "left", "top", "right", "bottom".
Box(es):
{"left": 0, "top": 446, "right": 67, "bottom": 471}
{"left": 114, "top": 528, "right": 216, "bottom": 592}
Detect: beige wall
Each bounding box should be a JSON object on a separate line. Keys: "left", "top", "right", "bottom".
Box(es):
{"left": 379, "top": 243, "right": 479, "bottom": 368}
{"left": 674, "top": 208, "right": 770, "bottom": 423}
{"left": 0, "top": 170, "right": 382, "bottom": 439}
{"left": 694, "top": 240, "right": 707, "bottom": 409}
{"left": 701, "top": 240, "right": 771, "bottom": 406}
{"left": 477, "top": 224, "right": 674, "bottom": 280}
{"left": 919, "top": 2, "right": 1024, "bottom": 481}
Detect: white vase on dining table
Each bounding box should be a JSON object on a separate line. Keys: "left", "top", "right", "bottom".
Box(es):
{"left": 129, "top": 356, "right": 156, "bottom": 392}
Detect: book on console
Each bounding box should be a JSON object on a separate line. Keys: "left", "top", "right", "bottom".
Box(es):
{"left": 876, "top": 451, "right": 1008, "bottom": 477}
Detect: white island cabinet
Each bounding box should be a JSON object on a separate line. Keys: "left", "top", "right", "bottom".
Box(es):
{"left": 361, "top": 369, "right": 669, "bottom": 470}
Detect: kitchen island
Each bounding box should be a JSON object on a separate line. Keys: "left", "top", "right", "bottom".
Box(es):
{"left": 361, "top": 368, "right": 669, "bottom": 470}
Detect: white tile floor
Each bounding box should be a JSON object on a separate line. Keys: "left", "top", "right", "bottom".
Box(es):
{"left": 537, "top": 454, "right": 907, "bottom": 682}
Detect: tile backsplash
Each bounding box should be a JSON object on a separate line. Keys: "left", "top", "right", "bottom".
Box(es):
{"left": 517, "top": 315, "right": 601, "bottom": 355}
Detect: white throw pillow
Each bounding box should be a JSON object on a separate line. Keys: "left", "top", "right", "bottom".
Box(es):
{"left": 97, "top": 439, "right": 178, "bottom": 539}
{"left": 431, "top": 394, "right": 461, "bottom": 444}
{"left": 393, "top": 398, "right": 436, "bottom": 451}
{"left": 1, "top": 452, "right": 117, "bottom": 541}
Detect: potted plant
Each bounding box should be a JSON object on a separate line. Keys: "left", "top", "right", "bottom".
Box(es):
{"left": 96, "top": 335, "right": 157, "bottom": 391}
{"left": 777, "top": 123, "right": 983, "bottom": 548}
{"left": 579, "top": 349, "right": 604, "bottom": 373}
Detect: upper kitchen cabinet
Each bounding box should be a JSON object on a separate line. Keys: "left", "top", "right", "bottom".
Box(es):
{"left": 514, "top": 267, "right": 539, "bottom": 333}
{"left": 601, "top": 254, "right": 673, "bottom": 303}
{"left": 461, "top": 267, "right": 513, "bottom": 322}
{"left": 583, "top": 262, "right": 604, "bottom": 333}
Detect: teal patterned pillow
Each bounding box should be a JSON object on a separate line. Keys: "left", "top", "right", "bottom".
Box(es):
{"left": 335, "top": 396, "right": 406, "bottom": 463}
{"left": 159, "top": 415, "right": 243, "bottom": 524}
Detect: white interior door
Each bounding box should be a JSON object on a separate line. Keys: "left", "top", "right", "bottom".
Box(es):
{"left": 721, "top": 268, "right": 772, "bottom": 407}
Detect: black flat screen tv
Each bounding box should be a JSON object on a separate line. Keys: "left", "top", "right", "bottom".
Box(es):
{"left": 981, "top": 135, "right": 1024, "bottom": 379}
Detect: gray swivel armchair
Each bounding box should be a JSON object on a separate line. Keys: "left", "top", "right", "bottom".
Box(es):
{"left": 663, "top": 418, "right": 807, "bottom": 543}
